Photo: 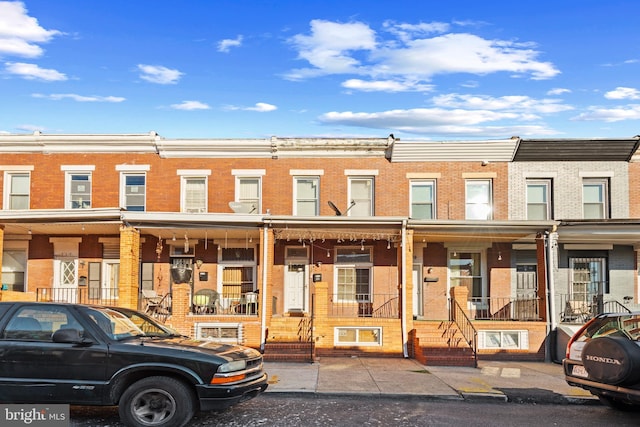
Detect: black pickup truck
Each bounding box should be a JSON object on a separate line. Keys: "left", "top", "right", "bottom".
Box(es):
{"left": 0, "top": 302, "right": 268, "bottom": 427}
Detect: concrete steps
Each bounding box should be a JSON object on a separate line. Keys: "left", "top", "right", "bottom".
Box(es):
{"left": 412, "top": 321, "right": 476, "bottom": 367}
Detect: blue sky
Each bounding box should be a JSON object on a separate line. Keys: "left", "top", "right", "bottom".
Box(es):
{"left": 1, "top": 0, "right": 639, "bottom": 140}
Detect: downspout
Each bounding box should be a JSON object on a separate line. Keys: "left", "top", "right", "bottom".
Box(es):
{"left": 546, "top": 227, "right": 558, "bottom": 362}
{"left": 401, "top": 219, "right": 408, "bottom": 358}
{"left": 260, "top": 225, "right": 269, "bottom": 353}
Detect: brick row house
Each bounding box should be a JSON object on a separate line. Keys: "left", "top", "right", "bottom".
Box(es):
{"left": 0, "top": 132, "right": 638, "bottom": 365}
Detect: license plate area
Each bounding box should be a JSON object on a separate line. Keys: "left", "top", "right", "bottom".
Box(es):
{"left": 571, "top": 364, "right": 588, "bottom": 378}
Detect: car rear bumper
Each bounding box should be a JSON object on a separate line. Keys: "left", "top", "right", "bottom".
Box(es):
{"left": 195, "top": 372, "right": 268, "bottom": 411}
{"left": 564, "top": 359, "right": 640, "bottom": 401}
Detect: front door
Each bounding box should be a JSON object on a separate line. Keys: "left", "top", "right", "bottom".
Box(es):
{"left": 285, "top": 264, "right": 307, "bottom": 313}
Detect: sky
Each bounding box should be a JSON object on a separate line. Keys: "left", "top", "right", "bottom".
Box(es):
{"left": 1, "top": 0, "right": 639, "bottom": 140}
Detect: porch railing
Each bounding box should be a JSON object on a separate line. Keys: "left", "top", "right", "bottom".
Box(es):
{"left": 36, "top": 287, "right": 119, "bottom": 306}
{"left": 468, "top": 295, "right": 541, "bottom": 321}
{"left": 191, "top": 291, "right": 259, "bottom": 316}
{"left": 449, "top": 297, "right": 478, "bottom": 367}
{"left": 557, "top": 293, "right": 632, "bottom": 323}
{"left": 329, "top": 293, "right": 399, "bottom": 318}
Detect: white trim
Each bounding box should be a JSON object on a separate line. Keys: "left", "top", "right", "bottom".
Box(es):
{"left": 344, "top": 169, "right": 379, "bottom": 176}
{"left": 0, "top": 165, "right": 34, "bottom": 171}
{"left": 290, "top": 169, "right": 324, "bottom": 175}
{"left": 523, "top": 171, "right": 557, "bottom": 178}
{"left": 116, "top": 164, "right": 150, "bottom": 171}
{"left": 579, "top": 171, "right": 614, "bottom": 178}
{"left": 232, "top": 169, "right": 265, "bottom": 176}
{"left": 406, "top": 172, "right": 441, "bottom": 179}
{"left": 60, "top": 165, "right": 95, "bottom": 171}
{"left": 334, "top": 326, "right": 382, "bottom": 347}
{"left": 478, "top": 330, "right": 529, "bottom": 350}
{"left": 177, "top": 169, "right": 211, "bottom": 176}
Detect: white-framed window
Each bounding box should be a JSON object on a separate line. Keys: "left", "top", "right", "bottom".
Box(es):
{"left": 335, "top": 327, "right": 382, "bottom": 346}
{"left": 4, "top": 172, "right": 30, "bottom": 210}
{"left": 195, "top": 323, "right": 242, "bottom": 343}
{"left": 582, "top": 178, "right": 609, "bottom": 219}
{"left": 478, "top": 330, "right": 528, "bottom": 350}
{"left": 294, "top": 176, "right": 319, "bottom": 216}
{"left": 218, "top": 247, "right": 256, "bottom": 309}
{"left": 181, "top": 176, "right": 207, "bottom": 213}
{"left": 465, "top": 179, "right": 492, "bottom": 220}
{"left": 334, "top": 247, "right": 372, "bottom": 302}
{"left": 348, "top": 177, "right": 374, "bottom": 216}
{"left": 121, "top": 173, "right": 146, "bottom": 211}
{"left": 449, "top": 250, "right": 485, "bottom": 300}
{"left": 66, "top": 172, "right": 92, "bottom": 209}
{"left": 526, "top": 179, "right": 551, "bottom": 220}
{"left": 570, "top": 257, "right": 608, "bottom": 298}
{"left": 410, "top": 180, "right": 436, "bottom": 219}
{"left": 1, "top": 247, "right": 27, "bottom": 292}
{"left": 236, "top": 177, "right": 261, "bottom": 214}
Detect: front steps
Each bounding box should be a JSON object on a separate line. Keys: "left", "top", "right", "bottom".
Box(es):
{"left": 411, "top": 321, "right": 477, "bottom": 367}
{"left": 263, "top": 341, "right": 314, "bottom": 362}
{"left": 263, "top": 316, "right": 315, "bottom": 363}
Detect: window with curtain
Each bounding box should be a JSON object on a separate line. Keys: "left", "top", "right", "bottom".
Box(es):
{"left": 335, "top": 247, "right": 372, "bottom": 301}
{"left": 123, "top": 173, "right": 146, "bottom": 211}
{"left": 182, "top": 176, "right": 207, "bottom": 213}
{"left": 68, "top": 173, "right": 92, "bottom": 209}
{"left": 294, "top": 176, "right": 319, "bottom": 215}
{"left": 348, "top": 177, "right": 374, "bottom": 216}
{"left": 449, "top": 251, "right": 484, "bottom": 299}
{"left": 237, "top": 177, "right": 260, "bottom": 213}
{"left": 6, "top": 172, "right": 30, "bottom": 210}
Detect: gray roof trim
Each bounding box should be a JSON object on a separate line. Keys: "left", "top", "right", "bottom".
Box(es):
{"left": 389, "top": 138, "right": 518, "bottom": 162}
{"left": 513, "top": 137, "right": 640, "bottom": 162}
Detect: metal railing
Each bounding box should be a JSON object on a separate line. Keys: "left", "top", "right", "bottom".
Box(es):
{"left": 557, "top": 293, "right": 632, "bottom": 323}
{"left": 468, "top": 295, "right": 541, "bottom": 321}
{"left": 36, "top": 287, "right": 119, "bottom": 306}
{"left": 329, "top": 293, "right": 399, "bottom": 318}
{"left": 450, "top": 298, "right": 478, "bottom": 367}
{"left": 191, "top": 292, "right": 259, "bottom": 316}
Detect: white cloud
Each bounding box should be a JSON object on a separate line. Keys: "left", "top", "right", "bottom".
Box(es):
{"left": 572, "top": 105, "right": 640, "bottom": 122}
{"left": 217, "top": 35, "right": 243, "bottom": 53}
{"left": 32, "top": 93, "right": 125, "bottom": 102}
{"left": 547, "top": 88, "right": 571, "bottom": 96}
{"left": 604, "top": 87, "right": 640, "bottom": 100}
{"left": 285, "top": 19, "right": 560, "bottom": 87}
{"left": 170, "top": 101, "right": 210, "bottom": 110}
{"left": 342, "top": 79, "right": 433, "bottom": 93}
{"left": 16, "top": 123, "right": 45, "bottom": 132}
{"left": 0, "top": 1, "right": 61, "bottom": 58}
{"left": 137, "top": 64, "right": 183, "bottom": 84}
{"left": 224, "top": 102, "right": 277, "bottom": 112}
{"left": 432, "top": 93, "right": 573, "bottom": 114}
{"left": 5, "top": 62, "right": 66, "bottom": 81}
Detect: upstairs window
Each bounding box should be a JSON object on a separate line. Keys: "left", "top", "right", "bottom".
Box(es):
{"left": 526, "top": 179, "right": 551, "bottom": 220}
{"left": 410, "top": 180, "right": 435, "bottom": 219}
{"left": 294, "top": 176, "right": 319, "bottom": 216}
{"left": 5, "top": 172, "right": 30, "bottom": 210}
{"left": 67, "top": 173, "right": 92, "bottom": 209}
{"left": 348, "top": 177, "right": 374, "bottom": 216}
{"left": 182, "top": 176, "right": 207, "bottom": 213}
{"left": 465, "top": 179, "right": 492, "bottom": 220}
{"left": 233, "top": 173, "right": 262, "bottom": 214}
{"left": 583, "top": 178, "right": 609, "bottom": 219}
{"left": 122, "top": 173, "right": 146, "bottom": 211}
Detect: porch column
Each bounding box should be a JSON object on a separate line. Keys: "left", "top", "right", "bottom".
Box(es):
{"left": 536, "top": 232, "right": 548, "bottom": 323}
{"left": 450, "top": 286, "right": 469, "bottom": 318}
{"left": 119, "top": 225, "right": 140, "bottom": 309}
{"left": 312, "top": 281, "right": 329, "bottom": 353}
{"left": 0, "top": 226, "right": 4, "bottom": 287}
{"left": 404, "top": 228, "right": 414, "bottom": 339}
{"left": 260, "top": 226, "right": 274, "bottom": 351}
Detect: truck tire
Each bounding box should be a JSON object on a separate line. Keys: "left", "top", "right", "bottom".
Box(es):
{"left": 118, "top": 376, "right": 196, "bottom": 427}
{"left": 581, "top": 336, "right": 640, "bottom": 386}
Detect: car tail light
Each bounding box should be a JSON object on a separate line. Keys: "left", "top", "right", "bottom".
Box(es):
{"left": 566, "top": 318, "right": 597, "bottom": 359}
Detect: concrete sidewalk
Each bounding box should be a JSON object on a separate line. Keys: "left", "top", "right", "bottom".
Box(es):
{"left": 264, "top": 357, "right": 597, "bottom": 405}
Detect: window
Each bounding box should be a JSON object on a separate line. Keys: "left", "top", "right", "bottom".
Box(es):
{"left": 335, "top": 327, "right": 382, "bottom": 346}
{"left": 195, "top": 323, "right": 242, "bottom": 343}
{"left": 67, "top": 173, "right": 92, "bottom": 209}
{"left": 348, "top": 177, "right": 374, "bottom": 216}
{"left": 410, "top": 180, "right": 435, "bottom": 219}
{"left": 122, "top": 173, "right": 146, "bottom": 211}
{"left": 236, "top": 177, "right": 260, "bottom": 213}
{"left": 570, "top": 257, "right": 607, "bottom": 299}
{"left": 294, "top": 176, "right": 319, "bottom": 215}
{"left": 1, "top": 249, "right": 26, "bottom": 292}
{"left": 182, "top": 176, "right": 207, "bottom": 213}
{"left": 449, "top": 251, "right": 484, "bottom": 299}
{"left": 5, "top": 172, "right": 30, "bottom": 210}
{"left": 1, "top": 305, "right": 83, "bottom": 341}
{"left": 583, "top": 178, "right": 609, "bottom": 219}
{"left": 526, "top": 179, "right": 551, "bottom": 220}
{"left": 335, "top": 247, "right": 372, "bottom": 302}
{"left": 465, "top": 179, "right": 492, "bottom": 219}
{"left": 478, "top": 330, "right": 528, "bottom": 350}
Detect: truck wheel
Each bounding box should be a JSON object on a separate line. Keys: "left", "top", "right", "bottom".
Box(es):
{"left": 597, "top": 394, "right": 640, "bottom": 412}
{"left": 118, "top": 376, "right": 196, "bottom": 427}
{"left": 581, "top": 336, "right": 640, "bottom": 385}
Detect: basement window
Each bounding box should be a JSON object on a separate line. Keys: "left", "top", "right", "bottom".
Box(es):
{"left": 334, "top": 327, "right": 382, "bottom": 346}
{"left": 195, "top": 323, "right": 242, "bottom": 344}
{"left": 478, "top": 330, "right": 529, "bottom": 350}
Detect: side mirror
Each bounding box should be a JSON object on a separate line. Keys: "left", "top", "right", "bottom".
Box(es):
{"left": 52, "top": 328, "right": 93, "bottom": 345}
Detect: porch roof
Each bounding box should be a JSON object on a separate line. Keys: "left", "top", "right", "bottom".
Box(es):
{"left": 558, "top": 219, "right": 640, "bottom": 245}
{"left": 409, "top": 219, "right": 557, "bottom": 243}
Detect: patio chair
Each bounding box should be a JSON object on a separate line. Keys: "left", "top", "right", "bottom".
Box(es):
{"left": 193, "top": 289, "right": 220, "bottom": 314}
{"left": 142, "top": 289, "right": 163, "bottom": 314}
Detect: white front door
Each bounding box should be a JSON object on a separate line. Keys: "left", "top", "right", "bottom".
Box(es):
{"left": 103, "top": 262, "right": 120, "bottom": 300}
{"left": 284, "top": 264, "right": 307, "bottom": 312}
{"left": 413, "top": 264, "right": 423, "bottom": 317}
